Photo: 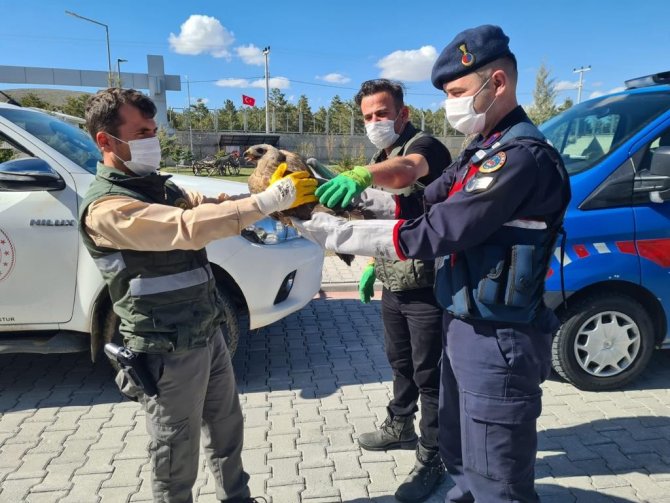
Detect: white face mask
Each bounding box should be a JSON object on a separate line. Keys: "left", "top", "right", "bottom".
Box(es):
{"left": 108, "top": 134, "right": 161, "bottom": 176}
{"left": 444, "top": 77, "right": 497, "bottom": 135}
{"left": 365, "top": 112, "right": 402, "bottom": 150}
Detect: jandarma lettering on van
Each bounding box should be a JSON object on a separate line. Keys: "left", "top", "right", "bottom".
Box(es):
{"left": 29, "top": 219, "right": 76, "bottom": 226}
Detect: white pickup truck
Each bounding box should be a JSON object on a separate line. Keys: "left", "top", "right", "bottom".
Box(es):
{"left": 0, "top": 103, "right": 324, "bottom": 358}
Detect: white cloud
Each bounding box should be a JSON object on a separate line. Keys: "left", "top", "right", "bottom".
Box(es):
{"left": 215, "top": 76, "right": 290, "bottom": 89}
{"left": 215, "top": 78, "right": 250, "bottom": 88}
{"left": 317, "top": 73, "right": 351, "bottom": 84}
{"left": 588, "top": 91, "right": 605, "bottom": 99}
{"left": 168, "top": 15, "right": 234, "bottom": 58}
{"left": 195, "top": 97, "right": 209, "bottom": 104}
{"left": 555, "top": 80, "right": 578, "bottom": 91}
{"left": 251, "top": 77, "right": 290, "bottom": 89}
{"left": 609, "top": 86, "right": 625, "bottom": 94}
{"left": 376, "top": 46, "right": 438, "bottom": 82}
{"left": 591, "top": 81, "right": 603, "bottom": 88}
{"left": 236, "top": 44, "right": 264, "bottom": 65}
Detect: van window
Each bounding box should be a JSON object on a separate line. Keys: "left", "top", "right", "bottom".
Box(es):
{"left": 540, "top": 91, "right": 670, "bottom": 176}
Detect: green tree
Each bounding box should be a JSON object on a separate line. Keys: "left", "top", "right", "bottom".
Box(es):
{"left": 217, "top": 99, "right": 240, "bottom": 131}
{"left": 157, "top": 128, "right": 181, "bottom": 167}
{"left": 557, "top": 97, "right": 574, "bottom": 114}
{"left": 297, "top": 95, "right": 314, "bottom": 132}
{"left": 188, "top": 100, "right": 213, "bottom": 131}
{"left": 60, "top": 94, "right": 89, "bottom": 118}
{"left": 20, "top": 93, "right": 53, "bottom": 110}
{"left": 527, "top": 63, "right": 558, "bottom": 126}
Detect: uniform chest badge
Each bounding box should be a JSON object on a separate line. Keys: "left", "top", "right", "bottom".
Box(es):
{"left": 479, "top": 151, "right": 506, "bottom": 173}
{"left": 465, "top": 175, "right": 495, "bottom": 193}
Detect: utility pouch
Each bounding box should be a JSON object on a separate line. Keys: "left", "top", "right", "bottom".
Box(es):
{"left": 475, "top": 246, "right": 508, "bottom": 305}
{"left": 504, "top": 245, "right": 535, "bottom": 307}
{"left": 434, "top": 255, "right": 471, "bottom": 316}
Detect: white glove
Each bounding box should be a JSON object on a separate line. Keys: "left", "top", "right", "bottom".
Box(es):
{"left": 252, "top": 169, "right": 317, "bottom": 215}
{"left": 351, "top": 187, "right": 398, "bottom": 219}
{"left": 290, "top": 212, "right": 401, "bottom": 259}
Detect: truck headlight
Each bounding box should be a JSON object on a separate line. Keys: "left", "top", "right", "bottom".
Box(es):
{"left": 241, "top": 217, "right": 301, "bottom": 245}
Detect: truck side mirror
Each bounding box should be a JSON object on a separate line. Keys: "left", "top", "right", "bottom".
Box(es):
{"left": 0, "top": 158, "right": 65, "bottom": 191}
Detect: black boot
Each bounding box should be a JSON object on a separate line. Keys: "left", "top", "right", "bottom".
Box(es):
{"left": 358, "top": 414, "right": 418, "bottom": 451}
{"left": 394, "top": 443, "right": 445, "bottom": 503}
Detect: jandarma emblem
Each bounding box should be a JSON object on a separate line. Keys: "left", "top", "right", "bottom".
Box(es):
{"left": 459, "top": 44, "right": 475, "bottom": 67}
{"left": 0, "top": 228, "right": 16, "bottom": 282}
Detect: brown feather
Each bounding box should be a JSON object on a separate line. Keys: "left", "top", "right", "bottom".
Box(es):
{"left": 244, "top": 144, "right": 374, "bottom": 265}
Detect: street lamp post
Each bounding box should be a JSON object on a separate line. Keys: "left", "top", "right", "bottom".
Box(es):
{"left": 263, "top": 46, "right": 270, "bottom": 134}
{"left": 116, "top": 59, "right": 127, "bottom": 88}
{"left": 65, "top": 10, "right": 113, "bottom": 87}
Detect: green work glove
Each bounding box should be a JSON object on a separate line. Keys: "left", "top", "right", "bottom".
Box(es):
{"left": 315, "top": 166, "right": 372, "bottom": 208}
{"left": 359, "top": 264, "right": 376, "bottom": 304}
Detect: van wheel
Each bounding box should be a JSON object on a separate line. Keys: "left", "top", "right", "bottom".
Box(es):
{"left": 552, "top": 293, "right": 655, "bottom": 391}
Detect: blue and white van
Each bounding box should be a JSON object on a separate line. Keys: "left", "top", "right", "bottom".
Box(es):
{"left": 541, "top": 71, "right": 670, "bottom": 390}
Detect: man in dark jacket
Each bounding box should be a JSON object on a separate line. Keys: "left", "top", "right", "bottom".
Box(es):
{"left": 317, "top": 79, "right": 451, "bottom": 502}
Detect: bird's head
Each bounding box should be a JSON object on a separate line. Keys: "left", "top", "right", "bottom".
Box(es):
{"left": 244, "top": 144, "right": 276, "bottom": 163}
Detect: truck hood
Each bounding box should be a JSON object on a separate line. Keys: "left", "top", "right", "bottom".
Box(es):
{"left": 167, "top": 173, "right": 249, "bottom": 198}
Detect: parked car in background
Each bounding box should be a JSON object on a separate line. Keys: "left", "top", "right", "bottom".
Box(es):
{"left": 0, "top": 103, "right": 324, "bottom": 358}
{"left": 542, "top": 71, "right": 670, "bottom": 390}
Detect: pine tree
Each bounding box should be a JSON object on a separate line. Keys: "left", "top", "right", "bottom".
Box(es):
{"left": 527, "top": 63, "right": 558, "bottom": 126}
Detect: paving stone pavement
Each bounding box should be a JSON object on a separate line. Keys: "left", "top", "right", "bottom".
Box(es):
{"left": 1, "top": 257, "right": 670, "bottom": 502}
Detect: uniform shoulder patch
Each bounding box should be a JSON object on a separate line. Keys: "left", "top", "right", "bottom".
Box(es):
{"left": 479, "top": 151, "right": 506, "bottom": 173}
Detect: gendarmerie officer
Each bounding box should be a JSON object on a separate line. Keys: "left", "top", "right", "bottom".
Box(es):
{"left": 291, "top": 24, "right": 571, "bottom": 502}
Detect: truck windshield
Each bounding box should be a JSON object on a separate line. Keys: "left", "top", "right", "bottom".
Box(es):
{"left": 0, "top": 108, "right": 101, "bottom": 174}
{"left": 539, "top": 90, "right": 670, "bottom": 175}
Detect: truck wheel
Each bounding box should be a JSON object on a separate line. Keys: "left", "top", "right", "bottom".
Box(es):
{"left": 102, "top": 285, "right": 241, "bottom": 366}
{"left": 552, "top": 293, "right": 655, "bottom": 391}
{"left": 216, "top": 285, "right": 240, "bottom": 357}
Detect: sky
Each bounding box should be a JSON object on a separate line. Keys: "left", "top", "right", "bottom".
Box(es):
{"left": 2, "top": 0, "right": 670, "bottom": 113}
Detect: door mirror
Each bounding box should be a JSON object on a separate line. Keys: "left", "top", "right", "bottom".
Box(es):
{"left": 0, "top": 158, "right": 66, "bottom": 191}
{"left": 649, "top": 146, "right": 670, "bottom": 177}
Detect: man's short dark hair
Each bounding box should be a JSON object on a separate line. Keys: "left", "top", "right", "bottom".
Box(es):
{"left": 85, "top": 88, "right": 157, "bottom": 140}
{"left": 354, "top": 79, "right": 405, "bottom": 110}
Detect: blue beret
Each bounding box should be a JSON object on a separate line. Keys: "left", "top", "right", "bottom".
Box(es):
{"left": 431, "top": 25, "right": 513, "bottom": 89}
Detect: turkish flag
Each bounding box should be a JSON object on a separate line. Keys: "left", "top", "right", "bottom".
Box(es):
{"left": 242, "top": 94, "right": 256, "bottom": 106}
